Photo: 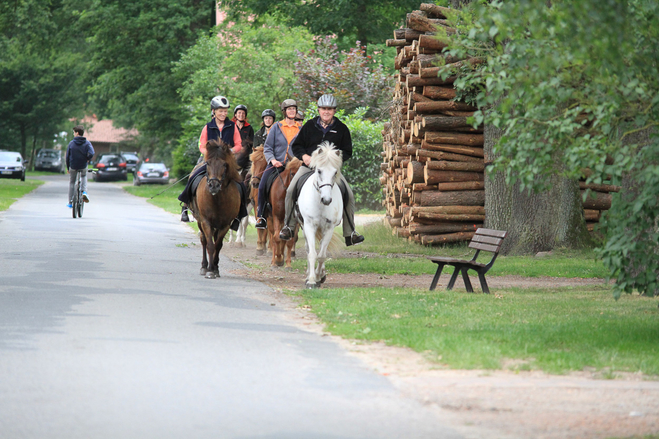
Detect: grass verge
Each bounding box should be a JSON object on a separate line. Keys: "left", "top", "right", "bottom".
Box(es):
{"left": 0, "top": 178, "right": 44, "bottom": 211}
{"left": 301, "top": 285, "right": 659, "bottom": 376}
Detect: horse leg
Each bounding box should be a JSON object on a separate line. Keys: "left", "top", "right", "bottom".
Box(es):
{"left": 316, "top": 227, "right": 334, "bottom": 285}
{"left": 199, "top": 226, "right": 209, "bottom": 276}
{"left": 303, "top": 223, "right": 318, "bottom": 288}
{"left": 291, "top": 224, "right": 299, "bottom": 259}
{"left": 203, "top": 227, "right": 217, "bottom": 279}
{"left": 256, "top": 228, "right": 266, "bottom": 255}
{"left": 212, "top": 230, "right": 223, "bottom": 278}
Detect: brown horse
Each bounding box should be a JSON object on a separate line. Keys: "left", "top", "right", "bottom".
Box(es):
{"left": 189, "top": 139, "right": 242, "bottom": 279}
{"left": 248, "top": 146, "right": 270, "bottom": 256}
{"left": 249, "top": 146, "right": 300, "bottom": 267}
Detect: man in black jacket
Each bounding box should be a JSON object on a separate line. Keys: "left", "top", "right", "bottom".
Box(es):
{"left": 278, "top": 94, "right": 365, "bottom": 246}
{"left": 66, "top": 125, "right": 94, "bottom": 207}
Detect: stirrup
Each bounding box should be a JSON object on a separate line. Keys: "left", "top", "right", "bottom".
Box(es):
{"left": 279, "top": 225, "right": 293, "bottom": 241}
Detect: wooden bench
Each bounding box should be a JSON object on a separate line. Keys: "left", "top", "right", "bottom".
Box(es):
{"left": 428, "top": 228, "right": 507, "bottom": 294}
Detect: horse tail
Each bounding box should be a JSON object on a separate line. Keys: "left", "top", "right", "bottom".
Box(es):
{"left": 314, "top": 229, "right": 344, "bottom": 257}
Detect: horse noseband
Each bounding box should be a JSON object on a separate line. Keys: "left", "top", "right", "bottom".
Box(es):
{"left": 207, "top": 177, "right": 222, "bottom": 190}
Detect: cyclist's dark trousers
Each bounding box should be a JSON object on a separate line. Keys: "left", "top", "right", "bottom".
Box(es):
{"left": 256, "top": 166, "right": 280, "bottom": 218}
{"left": 68, "top": 168, "right": 88, "bottom": 203}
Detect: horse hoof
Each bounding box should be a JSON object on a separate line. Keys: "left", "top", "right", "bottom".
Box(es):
{"left": 305, "top": 282, "right": 318, "bottom": 289}
{"left": 319, "top": 275, "right": 327, "bottom": 284}
{"left": 291, "top": 251, "right": 296, "bottom": 258}
{"left": 256, "top": 249, "right": 265, "bottom": 256}
{"left": 205, "top": 272, "right": 216, "bottom": 279}
{"left": 213, "top": 270, "right": 220, "bottom": 278}
{"left": 200, "top": 268, "right": 208, "bottom": 276}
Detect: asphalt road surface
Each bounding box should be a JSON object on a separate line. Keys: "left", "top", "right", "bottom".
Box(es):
{"left": 0, "top": 176, "right": 461, "bottom": 439}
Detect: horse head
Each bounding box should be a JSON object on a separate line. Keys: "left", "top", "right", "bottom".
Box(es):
{"left": 310, "top": 141, "right": 343, "bottom": 206}
{"left": 249, "top": 146, "right": 266, "bottom": 189}
{"left": 203, "top": 139, "right": 241, "bottom": 196}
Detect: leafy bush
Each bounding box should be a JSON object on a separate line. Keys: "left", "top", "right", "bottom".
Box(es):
{"left": 292, "top": 37, "right": 393, "bottom": 118}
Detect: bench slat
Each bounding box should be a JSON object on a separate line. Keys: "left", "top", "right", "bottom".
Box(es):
{"left": 469, "top": 241, "right": 501, "bottom": 253}
{"left": 471, "top": 234, "right": 504, "bottom": 246}
{"left": 475, "top": 228, "right": 507, "bottom": 238}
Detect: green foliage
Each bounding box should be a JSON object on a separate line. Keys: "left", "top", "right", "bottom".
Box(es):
{"left": 221, "top": 0, "right": 420, "bottom": 48}
{"left": 303, "top": 286, "right": 659, "bottom": 375}
{"left": 340, "top": 108, "right": 385, "bottom": 209}
{"left": 292, "top": 37, "right": 393, "bottom": 118}
{"left": 0, "top": 0, "right": 86, "bottom": 157}
{"left": 442, "top": 0, "right": 659, "bottom": 296}
{"left": 77, "top": 0, "right": 213, "bottom": 143}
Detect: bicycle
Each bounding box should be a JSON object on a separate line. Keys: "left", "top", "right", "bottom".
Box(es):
{"left": 71, "top": 168, "right": 95, "bottom": 219}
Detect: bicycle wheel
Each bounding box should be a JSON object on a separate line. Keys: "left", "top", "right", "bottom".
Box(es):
{"left": 72, "top": 179, "right": 79, "bottom": 218}
{"left": 78, "top": 191, "right": 84, "bottom": 218}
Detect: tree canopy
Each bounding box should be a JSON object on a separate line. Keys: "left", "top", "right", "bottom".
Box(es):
{"left": 440, "top": 0, "right": 659, "bottom": 296}
{"left": 221, "top": 0, "right": 420, "bottom": 48}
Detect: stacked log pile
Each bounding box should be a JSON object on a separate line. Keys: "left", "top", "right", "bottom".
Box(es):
{"left": 382, "top": 4, "right": 484, "bottom": 245}
{"left": 380, "top": 3, "right": 616, "bottom": 244}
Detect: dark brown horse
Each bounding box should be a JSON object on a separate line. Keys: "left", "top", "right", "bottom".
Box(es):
{"left": 249, "top": 146, "right": 300, "bottom": 267}
{"left": 189, "top": 139, "right": 242, "bottom": 279}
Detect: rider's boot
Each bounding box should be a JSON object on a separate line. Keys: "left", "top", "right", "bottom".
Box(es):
{"left": 181, "top": 205, "right": 190, "bottom": 222}
{"left": 345, "top": 231, "right": 365, "bottom": 247}
{"left": 255, "top": 217, "right": 267, "bottom": 229}
{"left": 279, "top": 225, "right": 293, "bottom": 241}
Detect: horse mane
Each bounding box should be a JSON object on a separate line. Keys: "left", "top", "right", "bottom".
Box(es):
{"left": 249, "top": 146, "right": 264, "bottom": 164}
{"left": 310, "top": 141, "right": 343, "bottom": 173}
{"left": 285, "top": 157, "right": 301, "bottom": 173}
{"left": 204, "top": 139, "right": 241, "bottom": 183}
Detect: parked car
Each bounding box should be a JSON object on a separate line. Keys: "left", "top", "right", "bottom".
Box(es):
{"left": 133, "top": 162, "right": 169, "bottom": 186}
{"left": 35, "top": 149, "right": 64, "bottom": 173}
{"left": 92, "top": 153, "right": 128, "bottom": 182}
{"left": 0, "top": 151, "right": 26, "bottom": 181}
{"left": 121, "top": 151, "right": 139, "bottom": 173}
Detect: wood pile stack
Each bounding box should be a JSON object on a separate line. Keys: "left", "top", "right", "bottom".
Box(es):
{"left": 381, "top": 3, "right": 484, "bottom": 245}
{"left": 380, "top": 3, "right": 615, "bottom": 243}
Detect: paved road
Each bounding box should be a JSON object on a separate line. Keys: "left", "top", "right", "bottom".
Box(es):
{"left": 0, "top": 176, "right": 461, "bottom": 439}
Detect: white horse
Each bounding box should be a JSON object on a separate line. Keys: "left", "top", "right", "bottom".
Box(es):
{"left": 297, "top": 141, "right": 344, "bottom": 289}
{"left": 228, "top": 198, "right": 253, "bottom": 247}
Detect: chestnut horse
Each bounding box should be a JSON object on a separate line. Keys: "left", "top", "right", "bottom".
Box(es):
{"left": 248, "top": 146, "right": 269, "bottom": 256}
{"left": 249, "top": 146, "right": 300, "bottom": 267}
{"left": 189, "top": 139, "right": 242, "bottom": 279}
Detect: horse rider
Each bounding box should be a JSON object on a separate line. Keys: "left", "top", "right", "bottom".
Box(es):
{"left": 179, "top": 95, "right": 242, "bottom": 222}
{"left": 254, "top": 109, "right": 276, "bottom": 148}
{"left": 278, "top": 94, "right": 365, "bottom": 246}
{"left": 295, "top": 109, "right": 305, "bottom": 122}
{"left": 254, "top": 99, "right": 302, "bottom": 230}
{"left": 232, "top": 104, "right": 254, "bottom": 146}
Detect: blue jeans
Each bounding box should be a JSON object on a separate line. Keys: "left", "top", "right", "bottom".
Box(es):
{"left": 257, "top": 166, "right": 280, "bottom": 218}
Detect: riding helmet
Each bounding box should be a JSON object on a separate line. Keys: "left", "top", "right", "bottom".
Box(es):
{"left": 317, "top": 94, "right": 337, "bottom": 108}
{"left": 261, "top": 109, "right": 276, "bottom": 119}
{"left": 234, "top": 104, "right": 248, "bottom": 116}
{"left": 211, "top": 95, "right": 230, "bottom": 110}
{"left": 280, "top": 99, "right": 297, "bottom": 111}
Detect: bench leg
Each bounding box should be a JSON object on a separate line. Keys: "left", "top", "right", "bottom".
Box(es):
{"left": 461, "top": 268, "right": 474, "bottom": 293}
{"left": 429, "top": 263, "right": 445, "bottom": 291}
{"left": 446, "top": 266, "right": 460, "bottom": 291}
{"left": 478, "top": 272, "right": 490, "bottom": 294}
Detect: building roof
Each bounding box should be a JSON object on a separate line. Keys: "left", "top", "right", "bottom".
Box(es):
{"left": 80, "top": 115, "right": 139, "bottom": 143}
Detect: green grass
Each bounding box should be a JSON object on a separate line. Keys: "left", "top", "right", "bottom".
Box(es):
{"left": 0, "top": 178, "right": 44, "bottom": 211}
{"left": 124, "top": 181, "right": 184, "bottom": 214}
{"left": 301, "top": 285, "right": 659, "bottom": 376}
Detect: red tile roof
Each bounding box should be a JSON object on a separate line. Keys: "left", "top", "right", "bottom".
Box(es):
{"left": 80, "top": 115, "right": 139, "bottom": 143}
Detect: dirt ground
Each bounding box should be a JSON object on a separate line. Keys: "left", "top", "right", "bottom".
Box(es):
{"left": 217, "top": 233, "right": 659, "bottom": 439}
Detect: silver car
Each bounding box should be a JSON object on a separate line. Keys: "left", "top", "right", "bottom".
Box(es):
{"left": 133, "top": 162, "right": 169, "bottom": 186}
{"left": 0, "top": 151, "right": 26, "bottom": 181}
{"left": 35, "top": 149, "right": 64, "bottom": 173}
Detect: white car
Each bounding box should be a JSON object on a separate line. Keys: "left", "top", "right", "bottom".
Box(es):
{"left": 0, "top": 151, "right": 26, "bottom": 181}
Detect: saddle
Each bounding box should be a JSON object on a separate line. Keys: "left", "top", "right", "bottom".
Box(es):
{"left": 261, "top": 167, "right": 284, "bottom": 217}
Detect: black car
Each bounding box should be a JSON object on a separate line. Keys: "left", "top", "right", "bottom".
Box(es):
{"left": 93, "top": 153, "right": 128, "bottom": 182}
{"left": 121, "top": 151, "right": 139, "bottom": 174}
{"left": 133, "top": 162, "right": 169, "bottom": 186}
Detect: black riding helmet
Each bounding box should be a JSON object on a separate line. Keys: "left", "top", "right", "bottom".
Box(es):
{"left": 234, "top": 104, "right": 248, "bottom": 116}
{"left": 261, "top": 109, "right": 276, "bottom": 119}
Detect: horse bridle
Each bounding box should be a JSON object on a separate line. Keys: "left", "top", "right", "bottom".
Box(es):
{"left": 207, "top": 176, "right": 222, "bottom": 190}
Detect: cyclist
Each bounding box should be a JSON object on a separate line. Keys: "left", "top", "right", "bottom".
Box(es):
{"left": 278, "top": 94, "right": 364, "bottom": 246}
{"left": 179, "top": 95, "right": 242, "bottom": 222}
{"left": 66, "top": 125, "right": 94, "bottom": 208}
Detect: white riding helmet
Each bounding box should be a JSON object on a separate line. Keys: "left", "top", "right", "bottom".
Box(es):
{"left": 317, "top": 94, "right": 337, "bottom": 108}
{"left": 211, "top": 95, "right": 230, "bottom": 110}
